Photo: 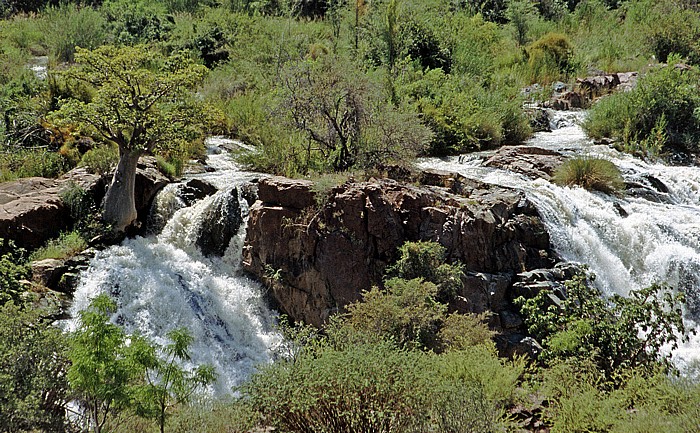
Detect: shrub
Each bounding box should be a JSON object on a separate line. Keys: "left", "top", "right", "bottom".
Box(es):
{"left": 344, "top": 278, "right": 448, "bottom": 350}
{"left": 552, "top": 157, "right": 624, "bottom": 194}
{"left": 0, "top": 302, "right": 70, "bottom": 433}
{"left": 584, "top": 59, "right": 700, "bottom": 156}
{"left": 526, "top": 32, "right": 577, "bottom": 83}
{"left": 386, "top": 240, "right": 464, "bottom": 300}
{"left": 0, "top": 148, "right": 72, "bottom": 181}
{"left": 0, "top": 239, "right": 29, "bottom": 306}
{"left": 29, "top": 230, "right": 87, "bottom": 261}
{"left": 242, "top": 339, "right": 514, "bottom": 433}
{"left": 41, "top": 3, "right": 107, "bottom": 63}
{"left": 515, "top": 271, "right": 690, "bottom": 384}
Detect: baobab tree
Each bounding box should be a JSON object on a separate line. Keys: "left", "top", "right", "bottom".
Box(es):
{"left": 53, "top": 45, "right": 211, "bottom": 232}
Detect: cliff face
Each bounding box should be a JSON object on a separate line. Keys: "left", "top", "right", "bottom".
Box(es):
{"left": 243, "top": 171, "right": 555, "bottom": 328}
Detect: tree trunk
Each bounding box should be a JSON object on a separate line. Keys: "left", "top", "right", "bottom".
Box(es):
{"left": 102, "top": 149, "right": 141, "bottom": 232}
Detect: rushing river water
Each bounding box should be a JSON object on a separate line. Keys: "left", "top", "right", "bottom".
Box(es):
{"left": 420, "top": 110, "right": 700, "bottom": 366}
{"left": 67, "top": 138, "right": 281, "bottom": 396}
{"left": 69, "top": 113, "right": 700, "bottom": 390}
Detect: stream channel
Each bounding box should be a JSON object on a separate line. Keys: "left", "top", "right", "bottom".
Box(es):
{"left": 68, "top": 111, "right": 700, "bottom": 395}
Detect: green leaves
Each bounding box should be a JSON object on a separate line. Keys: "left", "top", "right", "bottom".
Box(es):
{"left": 515, "top": 271, "right": 691, "bottom": 384}
{"left": 0, "top": 240, "right": 28, "bottom": 306}
{"left": 52, "top": 45, "right": 210, "bottom": 156}
{"left": 67, "top": 295, "right": 215, "bottom": 433}
{"left": 0, "top": 302, "right": 70, "bottom": 433}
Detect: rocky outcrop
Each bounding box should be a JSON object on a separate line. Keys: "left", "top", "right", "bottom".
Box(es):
{"left": 0, "top": 158, "right": 169, "bottom": 251}
{"left": 196, "top": 188, "right": 245, "bottom": 257}
{"left": 243, "top": 174, "right": 555, "bottom": 327}
{"left": 0, "top": 177, "right": 75, "bottom": 251}
{"left": 577, "top": 71, "right": 638, "bottom": 98}
{"left": 483, "top": 146, "right": 565, "bottom": 181}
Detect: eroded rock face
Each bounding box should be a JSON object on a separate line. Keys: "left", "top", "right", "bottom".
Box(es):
{"left": 243, "top": 175, "right": 554, "bottom": 327}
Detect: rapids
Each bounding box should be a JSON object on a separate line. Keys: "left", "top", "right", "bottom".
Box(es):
{"left": 66, "top": 138, "right": 281, "bottom": 396}
{"left": 420, "top": 110, "right": 700, "bottom": 366}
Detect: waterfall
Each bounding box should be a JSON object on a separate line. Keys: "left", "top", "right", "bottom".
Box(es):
{"left": 420, "top": 110, "right": 700, "bottom": 365}
{"left": 66, "top": 138, "right": 281, "bottom": 396}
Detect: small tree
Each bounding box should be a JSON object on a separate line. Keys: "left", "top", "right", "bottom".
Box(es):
{"left": 130, "top": 328, "right": 216, "bottom": 433}
{"left": 279, "top": 56, "right": 430, "bottom": 173}
{"left": 67, "top": 294, "right": 134, "bottom": 433}
{"left": 52, "top": 45, "right": 211, "bottom": 232}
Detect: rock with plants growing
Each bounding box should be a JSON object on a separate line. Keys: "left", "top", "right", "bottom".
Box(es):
{"left": 552, "top": 157, "right": 624, "bottom": 194}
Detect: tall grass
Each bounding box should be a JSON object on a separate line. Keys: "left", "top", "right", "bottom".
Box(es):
{"left": 29, "top": 230, "right": 87, "bottom": 261}
{"left": 553, "top": 157, "right": 624, "bottom": 194}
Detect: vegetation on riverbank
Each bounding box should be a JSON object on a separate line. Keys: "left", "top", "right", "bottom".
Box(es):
{"left": 4, "top": 0, "right": 700, "bottom": 431}
{"left": 1, "top": 240, "right": 698, "bottom": 432}
{"left": 1, "top": 0, "right": 699, "bottom": 181}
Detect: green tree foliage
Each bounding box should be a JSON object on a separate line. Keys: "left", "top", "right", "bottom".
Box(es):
{"left": 269, "top": 55, "right": 430, "bottom": 173}
{"left": 338, "top": 241, "right": 491, "bottom": 351}
{"left": 515, "top": 271, "right": 690, "bottom": 384}
{"left": 386, "top": 240, "right": 464, "bottom": 300}
{"left": 68, "top": 294, "right": 135, "bottom": 433}
{"left": 0, "top": 239, "right": 29, "bottom": 305}
{"left": 0, "top": 302, "right": 70, "bottom": 433}
{"left": 243, "top": 334, "right": 519, "bottom": 433}
{"left": 50, "top": 45, "right": 212, "bottom": 231}
{"left": 130, "top": 328, "right": 216, "bottom": 433}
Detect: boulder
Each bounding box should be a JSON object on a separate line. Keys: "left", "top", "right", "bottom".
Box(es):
{"left": 244, "top": 175, "right": 555, "bottom": 326}
{"left": 483, "top": 146, "right": 565, "bottom": 181}
{"left": 0, "top": 177, "right": 72, "bottom": 251}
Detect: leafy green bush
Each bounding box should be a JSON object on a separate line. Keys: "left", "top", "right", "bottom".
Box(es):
{"left": 552, "top": 157, "right": 624, "bottom": 194}
{"left": 102, "top": 0, "right": 171, "bottom": 45}
{"left": 386, "top": 240, "right": 464, "bottom": 300}
{"left": 515, "top": 272, "right": 689, "bottom": 384}
{"left": 526, "top": 32, "right": 577, "bottom": 83}
{"left": 344, "top": 278, "right": 448, "bottom": 350}
{"left": 79, "top": 144, "right": 118, "bottom": 175}
{"left": 584, "top": 60, "right": 700, "bottom": 156}
{"left": 0, "top": 302, "right": 70, "bottom": 433}
{"left": 0, "top": 239, "right": 29, "bottom": 306}
{"left": 243, "top": 339, "right": 515, "bottom": 433}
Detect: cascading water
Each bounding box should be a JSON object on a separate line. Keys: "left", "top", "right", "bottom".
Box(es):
{"left": 420, "top": 110, "right": 700, "bottom": 365}
{"left": 66, "top": 138, "right": 281, "bottom": 396}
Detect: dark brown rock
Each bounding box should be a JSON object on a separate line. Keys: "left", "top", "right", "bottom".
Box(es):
{"left": 244, "top": 176, "right": 554, "bottom": 326}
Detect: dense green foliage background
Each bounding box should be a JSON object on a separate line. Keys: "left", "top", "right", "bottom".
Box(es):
{"left": 2, "top": 0, "right": 700, "bottom": 179}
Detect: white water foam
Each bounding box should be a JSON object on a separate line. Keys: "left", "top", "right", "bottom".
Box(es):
{"left": 419, "top": 110, "right": 700, "bottom": 366}
{"left": 67, "top": 138, "right": 280, "bottom": 396}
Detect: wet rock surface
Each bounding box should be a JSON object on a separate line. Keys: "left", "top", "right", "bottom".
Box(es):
{"left": 484, "top": 146, "right": 565, "bottom": 181}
